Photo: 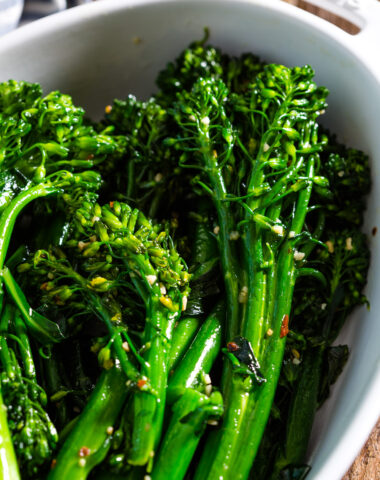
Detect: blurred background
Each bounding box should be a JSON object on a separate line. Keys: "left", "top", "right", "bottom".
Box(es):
{"left": 0, "top": 0, "right": 89, "bottom": 34}
{"left": 20, "top": 0, "right": 88, "bottom": 24}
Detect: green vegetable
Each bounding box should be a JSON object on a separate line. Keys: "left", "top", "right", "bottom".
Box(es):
{"left": 22, "top": 199, "right": 190, "bottom": 470}
{"left": 0, "top": 41, "right": 370, "bottom": 480}
{"left": 48, "top": 364, "right": 129, "bottom": 480}
{"left": 164, "top": 61, "right": 329, "bottom": 479}
{"left": 0, "top": 389, "right": 21, "bottom": 480}
{"left": 151, "top": 389, "right": 223, "bottom": 480}
{"left": 167, "top": 301, "right": 223, "bottom": 404}
{"left": 0, "top": 304, "right": 57, "bottom": 477}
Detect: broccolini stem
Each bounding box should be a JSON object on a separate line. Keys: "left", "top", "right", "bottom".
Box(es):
{"left": 270, "top": 346, "right": 324, "bottom": 478}
{"left": 2, "top": 266, "right": 64, "bottom": 345}
{"left": 226, "top": 156, "right": 316, "bottom": 480}
{"left": 0, "top": 182, "right": 65, "bottom": 344}
{"left": 0, "top": 390, "right": 21, "bottom": 480}
{"left": 126, "top": 159, "right": 135, "bottom": 199}
{"left": 12, "top": 308, "right": 36, "bottom": 382}
{"left": 87, "top": 293, "right": 140, "bottom": 382}
{"left": 39, "top": 348, "right": 70, "bottom": 430}
{"left": 189, "top": 197, "right": 219, "bottom": 267}
{"left": 167, "top": 197, "right": 219, "bottom": 374}
{"left": 203, "top": 154, "right": 240, "bottom": 340}
{"left": 0, "top": 184, "right": 59, "bottom": 270}
{"left": 151, "top": 390, "right": 223, "bottom": 480}
{"left": 0, "top": 310, "right": 16, "bottom": 381}
{"left": 48, "top": 364, "right": 129, "bottom": 480}
{"left": 194, "top": 377, "right": 250, "bottom": 480}
{"left": 128, "top": 300, "right": 178, "bottom": 466}
{"left": 168, "top": 316, "right": 201, "bottom": 372}
{"left": 202, "top": 155, "right": 316, "bottom": 480}
{"left": 167, "top": 301, "right": 223, "bottom": 404}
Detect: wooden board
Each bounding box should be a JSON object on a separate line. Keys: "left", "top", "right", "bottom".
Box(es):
{"left": 343, "top": 419, "right": 380, "bottom": 479}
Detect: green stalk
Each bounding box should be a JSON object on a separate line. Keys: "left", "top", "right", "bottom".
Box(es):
{"left": 0, "top": 183, "right": 59, "bottom": 270}
{"left": 0, "top": 184, "right": 59, "bottom": 322}
{"left": 0, "top": 307, "right": 16, "bottom": 381}
{"left": 168, "top": 316, "right": 201, "bottom": 372}
{"left": 39, "top": 348, "right": 70, "bottom": 429}
{"left": 0, "top": 302, "right": 57, "bottom": 477}
{"left": 270, "top": 346, "right": 324, "bottom": 478}
{"left": 87, "top": 293, "right": 140, "bottom": 382}
{"left": 201, "top": 153, "right": 316, "bottom": 480}
{"left": 194, "top": 380, "right": 250, "bottom": 480}
{"left": 2, "top": 266, "right": 64, "bottom": 344}
{"left": 59, "top": 416, "right": 80, "bottom": 445}
{"left": 257, "top": 201, "right": 283, "bottom": 360}
{"left": 12, "top": 308, "right": 36, "bottom": 381}
{"left": 167, "top": 197, "right": 218, "bottom": 373}
{"left": 128, "top": 299, "right": 178, "bottom": 466}
{"left": 167, "top": 301, "right": 223, "bottom": 404}
{"left": 6, "top": 305, "right": 43, "bottom": 405}
{"left": 222, "top": 157, "right": 316, "bottom": 480}
{"left": 199, "top": 140, "right": 240, "bottom": 341}
{"left": 197, "top": 123, "right": 283, "bottom": 480}
{"left": 151, "top": 389, "right": 223, "bottom": 480}
{"left": 48, "top": 365, "right": 129, "bottom": 480}
{"left": 0, "top": 389, "right": 21, "bottom": 480}
{"left": 190, "top": 197, "right": 219, "bottom": 268}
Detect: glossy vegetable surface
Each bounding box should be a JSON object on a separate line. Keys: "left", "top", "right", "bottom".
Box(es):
{"left": 0, "top": 36, "right": 370, "bottom": 480}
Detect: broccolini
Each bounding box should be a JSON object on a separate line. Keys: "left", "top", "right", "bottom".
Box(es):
{"left": 0, "top": 36, "right": 371, "bottom": 480}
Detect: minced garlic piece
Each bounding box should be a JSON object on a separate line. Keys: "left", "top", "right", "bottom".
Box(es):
{"left": 229, "top": 231, "right": 240, "bottom": 241}
{"left": 345, "top": 237, "right": 353, "bottom": 251}
{"left": 182, "top": 296, "right": 188, "bottom": 312}
{"left": 294, "top": 250, "right": 305, "bottom": 261}
{"left": 146, "top": 275, "right": 157, "bottom": 286}
{"left": 238, "top": 286, "right": 248, "bottom": 303}
{"left": 272, "top": 225, "right": 284, "bottom": 236}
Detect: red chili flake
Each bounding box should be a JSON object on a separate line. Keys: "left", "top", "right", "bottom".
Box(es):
{"left": 137, "top": 379, "right": 147, "bottom": 389}
{"left": 280, "top": 314, "right": 289, "bottom": 338}
{"left": 40, "top": 282, "right": 49, "bottom": 291}
{"left": 372, "top": 227, "right": 377, "bottom": 236}
{"left": 227, "top": 341, "right": 239, "bottom": 352}
{"left": 86, "top": 153, "right": 95, "bottom": 160}
{"left": 50, "top": 459, "right": 57, "bottom": 470}
{"left": 109, "top": 201, "right": 114, "bottom": 208}
{"left": 78, "top": 446, "right": 91, "bottom": 457}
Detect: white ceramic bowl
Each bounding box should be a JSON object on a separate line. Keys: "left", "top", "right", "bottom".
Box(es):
{"left": 0, "top": 1, "right": 379, "bottom": 478}
{"left": 0, "top": 0, "right": 23, "bottom": 35}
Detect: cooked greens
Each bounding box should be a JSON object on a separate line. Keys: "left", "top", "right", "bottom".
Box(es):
{"left": 0, "top": 34, "right": 370, "bottom": 480}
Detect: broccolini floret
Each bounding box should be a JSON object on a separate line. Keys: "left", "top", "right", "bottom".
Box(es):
{"left": 0, "top": 39, "right": 371, "bottom": 480}
{"left": 0, "top": 304, "right": 58, "bottom": 477}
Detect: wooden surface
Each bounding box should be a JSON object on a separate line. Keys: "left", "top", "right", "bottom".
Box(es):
{"left": 342, "top": 419, "right": 380, "bottom": 479}
{"left": 281, "top": 1, "right": 380, "bottom": 479}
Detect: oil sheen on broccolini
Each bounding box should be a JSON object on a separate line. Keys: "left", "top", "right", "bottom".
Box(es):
{"left": 0, "top": 34, "right": 370, "bottom": 480}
